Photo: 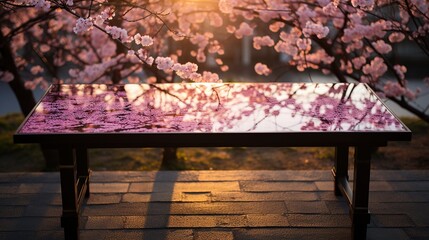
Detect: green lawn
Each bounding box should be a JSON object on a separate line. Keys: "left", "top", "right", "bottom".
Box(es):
{"left": 1, "top": 113, "right": 428, "bottom": 172}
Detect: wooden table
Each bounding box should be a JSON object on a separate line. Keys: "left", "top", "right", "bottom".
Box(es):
{"left": 14, "top": 83, "right": 411, "bottom": 240}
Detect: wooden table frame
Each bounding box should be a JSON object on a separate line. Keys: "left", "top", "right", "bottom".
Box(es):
{"left": 14, "top": 83, "right": 411, "bottom": 240}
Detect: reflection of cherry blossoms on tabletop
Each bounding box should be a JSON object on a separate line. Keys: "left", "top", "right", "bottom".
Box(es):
{"left": 18, "top": 83, "right": 407, "bottom": 135}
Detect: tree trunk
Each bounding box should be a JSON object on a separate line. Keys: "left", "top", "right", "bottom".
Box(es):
{"left": 160, "top": 147, "right": 179, "bottom": 170}
{"left": 1, "top": 32, "right": 59, "bottom": 170}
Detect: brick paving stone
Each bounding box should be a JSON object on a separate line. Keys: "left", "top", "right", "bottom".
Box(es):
{"left": 125, "top": 215, "right": 247, "bottom": 229}
{"left": 388, "top": 182, "right": 429, "bottom": 192}
{"left": 404, "top": 227, "right": 429, "bottom": 240}
{"left": 80, "top": 229, "right": 194, "bottom": 240}
{"left": 90, "top": 183, "right": 129, "bottom": 193}
{"left": 24, "top": 205, "right": 62, "bottom": 217}
{"left": 233, "top": 228, "right": 350, "bottom": 240}
{"left": 18, "top": 183, "right": 61, "bottom": 193}
{"left": 316, "top": 180, "right": 403, "bottom": 192}
{"left": 166, "top": 202, "right": 286, "bottom": 215}
{"left": 0, "top": 205, "right": 25, "bottom": 217}
{"left": 91, "top": 171, "right": 200, "bottom": 183}
{"left": 194, "top": 230, "right": 234, "bottom": 240}
{"left": 370, "top": 192, "right": 429, "bottom": 203}
{"left": 168, "top": 215, "right": 248, "bottom": 228}
{"left": 82, "top": 203, "right": 148, "bottom": 216}
{"left": 85, "top": 216, "right": 126, "bottom": 229}
{"left": 0, "top": 194, "right": 32, "bottom": 205}
{"left": 325, "top": 200, "right": 349, "bottom": 214}
{"left": 314, "top": 181, "right": 334, "bottom": 191}
{"left": 371, "top": 170, "right": 429, "bottom": 181}
{"left": 0, "top": 183, "right": 19, "bottom": 194}
{"left": 367, "top": 228, "right": 410, "bottom": 240}
{"left": 182, "top": 192, "right": 212, "bottom": 202}
{"left": 246, "top": 214, "right": 290, "bottom": 227}
{"left": 286, "top": 201, "right": 330, "bottom": 214}
{"left": 15, "top": 172, "right": 60, "bottom": 183}
{"left": 318, "top": 192, "right": 344, "bottom": 201}
{"left": 86, "top": 194, "right": 122, "bottom": 205}
{"left": 198, "top": 170, "right": 332, "bottom": 182}
{"left": 145, "top": 171, "right": 200, "bottom": 182}
{"left": 287, "top": 214, "right": 351, "bottom": 227}
{"left": 0, "top": 231, "right": 64, "bottom": 240}
{"left": 124, "top": 215, "right": 169, "bottom": 228}
{"left": 240, "top": 181, "right": 317, "bottom": 192}
{"left": 370, "top": 203, "right": 429, "bottom": 227}
{"left": 372, "top": 214, "right": 415, "bottom": 228}
{"left": 122, "top": 192, "right": 182, "bottom": 202}
{"left": 27, "top": 193, "right": 62, "bottom": 205}
{"left": 82, "top": 201, "right": 283, "bottom": 216}
{"left": 369, "top": 181, "right": 395, "bottom": 191}
{"left": 369, "top": 203, "right": 429, "bottom": 215}
{"left": 129, "top": 182, "right": 240, "bottom": 193}
{"left": 211, "top": 191, "right": 319, "bottom": 202}
{"left": 0, "top": 217, "right": 60, "bottom": 231}
{"left": 0, "top": 173, "right": 24, "bottom": 183}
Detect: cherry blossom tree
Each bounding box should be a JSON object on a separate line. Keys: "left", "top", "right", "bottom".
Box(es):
{"left": 1, "top": 0, "right": 428, "bottom": 167}
{"left": 1, "top": 0, "right": 428, "bottom": 120}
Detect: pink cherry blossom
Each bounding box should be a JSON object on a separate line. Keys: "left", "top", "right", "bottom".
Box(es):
{"left": 105, "top": 26, "right": 131, "bottom": 43}
{"left": 235, "top": 22, "right": 253, "bottom": 39}
{"left": 254, "top": 63, "right": 271, "bottom": 76}
{"left": 388, "top": 32, "right": 405, "bottom": 43}
{"left": 0, "top": 71, "right": 14, "bottom": 83}
{"left": 30, "top": 65, "right": 44, "bottom": 75}
{"left": 302, "top": 21, "right": 329, "bottom": 39}
{"left": 73, "top": 18, "right": 93, "bottom": 34}
{"left": 352, "top": 57, "right": 366, "bottom": 70}
{"left": 35, "top": 0, "right": 50, "bottom": 12}
{"left": 219, "top": 0, "right": 236, "bottom": 13}
{"left": 134, "top": 34, "right": 153, "bottom": 47}
{"left": 155, "top": 57, "right": 174, "bottom": 71}
{"left": 253, "top": 36, "right": 275, "bottom": 50}
{"left": 269, "top": 22, "right": 285, "bottom": 32}
{"left": 351, "top": 0, "right": 375, "bottom": 10}
{"left": 296, "top": 38, "right": 312, "bottom": 52}
{"left": 362, "top": 57, "right": 387, "bottom": 80}
{"left": 383, "top": 81, "right": 406, "bottom": 97}
{"left": 372, "top": 40, "right": 392, "bottom": 54}
{"left": 394, "top": 65, "right": 407, "bottom": 80}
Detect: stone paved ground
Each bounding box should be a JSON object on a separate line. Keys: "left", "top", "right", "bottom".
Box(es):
{"left": 0, "top": 170, "right": 428, "bottom": 240}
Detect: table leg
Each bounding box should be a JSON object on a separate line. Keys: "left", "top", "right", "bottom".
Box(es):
{"left": 76, "top": 148, "right": 90, "bottom": 198}
{"left": 59, "top": 147, "right": 79, "bottom": 240}
{"left": 333, "top": 146, "right": 349, "bottom": 196}
{"left": 351, "top": 146, "right": 372, "bottom": 240}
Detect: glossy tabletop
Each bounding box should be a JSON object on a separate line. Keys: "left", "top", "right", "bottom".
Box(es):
{"left": 14, "top": 83, "right": 411, "bottom": 147}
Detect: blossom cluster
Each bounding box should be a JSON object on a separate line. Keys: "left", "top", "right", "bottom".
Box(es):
{"left": 16, "top": 0, "right": 51, "bottom": 11}
{"left": 235, "top": 22, "right": 253, "bottom": 39}
{"left": 105, "top": 26, "right": 131, "bottom": 43}
{"left": 95, "top": 7, "right": 114, "bottom": 26}
{"left": 0, "top": 71, "right": 14, "bottom": 83}
{"left": 172, "top": 62, "right": 199, "bottom": 79}
{"left": 351, "top": 0, "right": 375, "bottom": 10}
{"left": 254, "top": 63, "right": 271, "bottom": 76}
{"left": 302, "top": 21, "right": 329, "bottom": 39}
{"left": 253, "top": 36, "right": 274, "bottom": 50}
{"left": 73, "top": 18, "right": 93, "bottom": 34}
{"left": 362, "top": 57, "right": 387, "bottom": 80}
{"left": 134, "top": 34, "right": 154, "bottom": 47}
